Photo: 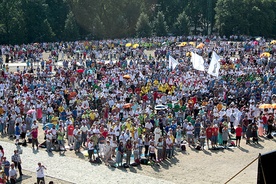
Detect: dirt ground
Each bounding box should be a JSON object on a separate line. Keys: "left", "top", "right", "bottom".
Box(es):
{"left": 2, "top": 126, "right": 276, "bottom": 184}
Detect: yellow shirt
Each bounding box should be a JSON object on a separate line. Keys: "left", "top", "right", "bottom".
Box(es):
{"left": 89, "top": 112, "right": 96, "bottom": 120}
{"left": 125, "top": 122, "right": 132, "bottom": 130}
{"left": 217, "top": 103, "right": 223, "bottom": 112}
{"left": 170, "top": 134, "right": 175, "bottom": 143}
{"left": 58, "top": 106, "right": 64, "bottom": 113}
{"left": 51, "top": 116, "right": 59, "bottom": 125}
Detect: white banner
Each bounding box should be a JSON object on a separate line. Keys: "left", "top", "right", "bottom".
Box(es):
{"left": 191, "top": 52, "right": 205, "bottom": 71}
{"left": 207, "top": 51, "right": 221, "bottom": 77}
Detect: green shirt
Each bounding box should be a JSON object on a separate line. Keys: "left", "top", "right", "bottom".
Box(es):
{"left": 57, "top": 131, "right": 65, "bottom": 141}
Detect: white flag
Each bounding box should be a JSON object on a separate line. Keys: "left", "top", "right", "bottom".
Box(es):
{"left": 191, "top": 52, "right": 205, "bottom": 71}
{"left": 207, "top": 51, "right": 220, "bottom": 77}
{"left": 169, "top": 55, "right": 179, "bottom": 70}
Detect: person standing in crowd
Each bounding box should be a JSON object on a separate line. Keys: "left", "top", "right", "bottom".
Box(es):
{"left": 199, "top": 130, "right": 206, "bottom": 150}
{"left": 14, "top": 123, "right": 21, "bottom": 144}
{"left": 36, "top": 162, "right": 47, "bottom": 184}
{"left": 166, "top": 135, "right": 173, "bottom": 159}
{"left": 235, "top": 124, "right": 242, "bottom": 147}
{"left": 2, "top": 157, "right": 10, "bottom": 181}
{"left": 31, "top": 127, "right": 39, "bottom": 150}
{"left": 267, "top": 115, "right": 274, "bottom": 139}
{"left": 211, "top": 124, "right": 219, "bottom": 148}
{"left": 149, "top": 141, "right": 157, "bottom": 164}
{"left": 206, "top": 124, "right": 212, "bottom": 149}
{"left": 74, "top": 130, "right": 82, "bottom": 153}
{"left": 57, "top": 125, "right": 65, "bottom": 151}
{"left": 125, "top": 139, "right": 132, "bottom": 166}
{"left": 104, "top": 140, "right": 112, "bottom": 166}
{"left": 157, "top": 137, "right": 163, "bottom": 162}
{"left": 186, "top": 122, "right": 194, "bottom": 147}
{"left": 46, "top": 130, "right": 53, "bottom": 152}
{"left": 9, "top": 163, "right": 17, "bottom": 184}
{"left": 11, "top": 150, "right": 22, "bottom": 176}
{"left": 87, "top": 138, "right": 95, "bottom": 162}
{"left": 144, "top": 134, "right": 150, "bottom": 157}
{"left": 67, "top": 122, "right": 74, "bottom": 148}
{"left": 116, "top": 141, "right": 124, "bottom": 167}
{"left": 222, "top": 125, "right": 229, "bottom": 148}
{"left": 80, "top": 122, "right": 88, "bottom": 147}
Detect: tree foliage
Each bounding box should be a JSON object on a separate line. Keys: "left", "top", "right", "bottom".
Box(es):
{"left": 64, "top": 11, "right": 79, "bottom": 41}
{"left": 136, "top": 12, "right": 152, "bottom": 38}
{"left": 215, "top": 0, "right": 275, "bottom": 37}
{"left": 153, "top": 11, "right": 168, "bottom": 36}
{"left": 0, "top": 0, "right": 276, "bottom": 44}
{"left": 173, "top": 11, "right": 189, "bottom": 36}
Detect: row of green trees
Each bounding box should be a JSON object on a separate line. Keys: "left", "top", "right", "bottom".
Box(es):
{"left": 0, "top": 0, "right": 276, "bottom": 44}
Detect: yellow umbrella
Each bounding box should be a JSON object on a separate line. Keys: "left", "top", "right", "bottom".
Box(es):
{"left": 271, "top": 104, "right": 276, "bottom": 109}
{"left": 270, "top": 40, "right": 276, "bottom": 45}
{"left": 259, "top": 104, "right": 272, "bottom": 109}
{"left": 123, "top": 74, "right": 131, "bottom": 79}
{"left": 125, "top": 43, "right": 132, "bottom": 47}
{"left": 132, "top": 43, "right": 139, "bottom": 49}
{"left": 196, "top": 43, "right": 205, "bottom": 49}
{"left": 177, "top": 42, "right": 187, "bottom": 47}
{"left": 260, "top": 52, "right": 271, "bottom": 58}
{"left": 189, "top": 42, "right": 196, "bottom": 47}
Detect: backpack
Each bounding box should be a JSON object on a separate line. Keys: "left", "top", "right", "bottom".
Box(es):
{"left": 131, "top": 163, "right": 139, "bottom": 167}
{"left": 231, "top": 127, "right": 235, "bottom": 134}
{"left": 195, "top": 145, "right": 201, "bottom": 150}
{"left": 140, "top": 158, "right": 149, "bottom": 165}
{"left": 95, "top": 157, "right": 102, "bottom": 164}
{"left": 134, "top": 158, "right": 140, "bottom": 165}
{"left": 181, "top": 144, "right": 186, "bottom": 151}
{"left": 22, "top": 139, "right": 27, "bottom": 147}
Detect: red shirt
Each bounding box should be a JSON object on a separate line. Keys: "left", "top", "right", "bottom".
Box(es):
{"left": 31, "top": 129, "right": 38, "bottom": 139}
{"left": 206, "top": 127, "right": 212, "bottom": 138}
{"left": 262, "top": 116, "right": 268, "bottom": 125}
{"left": 67, "top": 125, "right": 74, "bottom": 136}
{"left": 102, "top": 131, "right": 108, "bottom": 138}
{"left": 236, "top": 127, "right": 242, "bottom": 137}
{"left": 212, "top": 127, "right": 219, "bottom": 136}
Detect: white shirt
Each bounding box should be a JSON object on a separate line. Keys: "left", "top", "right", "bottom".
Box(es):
{"left": 88, "top": 142, "right": 94, "bottom": 150}
{"left": 9, "top": 168, "right": 17, "bottom": 178}
{"left": 145, "top": 122, "right": 153, "bottom": 130}
{"left": 46, "top": 133, "right": 53, "bottom": 142}
{"left": 186, "top": 125, "right": 194, "bottom": 135}
{"left": 166, "top": 138, "right": 172, "bottom": 149}
{"left": 31, "top": 123, "right": 38, "bottom": 130}
{"left": 36, "top": 166, "right": 45, "bottom": 178}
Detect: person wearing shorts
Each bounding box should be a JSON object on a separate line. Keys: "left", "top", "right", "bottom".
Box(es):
{"left": 211, "top": 124, "right": 219, "bottom": 148}
{"left": 206, "top": 124, "right": 213, "bottom": 149}
{"left": 235, "top": 124, "right": 242, "bottom": 147}
{"left": 186, "top": 122, "right": 194, "bottom": 146}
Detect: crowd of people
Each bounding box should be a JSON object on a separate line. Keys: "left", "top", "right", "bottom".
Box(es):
{"left": 0, "top": 35, "right": 276, "bottom": 182}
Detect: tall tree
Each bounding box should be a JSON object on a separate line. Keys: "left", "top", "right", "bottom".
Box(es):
{"left": 153, "top": 11, "right": 168, "bottom": 36}
{"left": 185, "top": 0, "right": 203, "bottom": 35}
{"left": 0, "top": 0, "right": 26, "bottom": 44}
{"left": 46, "top": 0, "right": 69, "bottom": 41}
{"left": 64, "top": 11, "right": 80, "bottom": 41}
{"left": 136, "top": 12, "right": 152, "bottom": 38}
{"left": 215, "top": 0, "right": 275, "bottom": 36}
{"left": 173, "top": 11, "right": 190, "bottom": 36}
{"left": 21, "top": 0, "right": 54, "bottom": 43}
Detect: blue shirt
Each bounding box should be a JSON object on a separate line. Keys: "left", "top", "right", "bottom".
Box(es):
{"left": 15, "top": 126, "right": 20, "bottom": 135}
